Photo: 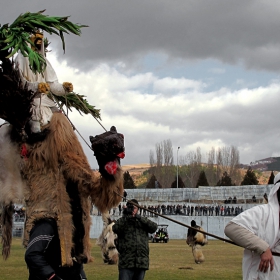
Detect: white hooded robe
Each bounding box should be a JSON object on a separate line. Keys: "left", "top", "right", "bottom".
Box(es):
{"left": 230, "top": 173, "right": 280, "bottom": 280}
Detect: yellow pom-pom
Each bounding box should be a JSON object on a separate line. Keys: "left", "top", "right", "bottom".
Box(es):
{"left": 63, "top": 82, "right": 73, "bottom": 92}
{"left": 38, "top": 82, "right": 50, "bottom": 93}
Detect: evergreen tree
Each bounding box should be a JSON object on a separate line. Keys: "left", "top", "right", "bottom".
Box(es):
{"left": 123, "top": 171, "right": 136, "bottom": 189}
{"left": 216, "top": 172, "right": 233, "bottom": 186}
{"left": 268, "top": 171, "right": 275, "bottom": 184}
{"left": 196, "top": 170, "right": 209, "bottom": 188}
{"left": 241, "top": 168, "right": 259, "bottom": 185}
{"left": 171, "top": 175, "right": 185, "bottom": 188}
{"left": 146, "top": 174, "right": 162, "bottom": 188}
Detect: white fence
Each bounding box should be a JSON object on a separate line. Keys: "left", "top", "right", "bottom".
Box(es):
{"left": 11, "top": 184, "right": 274, "bottom": 239}
{"left": 124, "top": 184, "right": 273, "bottom": 204}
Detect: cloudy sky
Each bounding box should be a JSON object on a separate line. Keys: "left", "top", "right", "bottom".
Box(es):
{"left": 2, "top": 1, "right": 280, "bottom": 169}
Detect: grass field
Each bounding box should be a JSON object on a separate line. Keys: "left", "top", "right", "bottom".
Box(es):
{"left": 0, "top": 238, "right": 243, "bottom": 280}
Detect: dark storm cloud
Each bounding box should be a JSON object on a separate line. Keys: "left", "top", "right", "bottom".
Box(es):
{"left": 2, "top": 0, "right": 280, "bottom": 71}
{"left": 2, "top": 1, "right": 280, "bottom": 167}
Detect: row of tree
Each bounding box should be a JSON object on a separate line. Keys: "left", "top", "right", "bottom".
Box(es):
{"left": 148, "top": 140, "right": 242, "bottom": 188}
{"left": 123, "top": 139, "right": 276, "bottom": 189}
{"left": 123, "top": 167, "right": 273, "bottom": 189}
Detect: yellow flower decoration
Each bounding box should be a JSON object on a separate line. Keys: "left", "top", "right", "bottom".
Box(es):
{"left": 38, "top": 82, "right": 50, "bottom": 93}
{"left": 63, "top": 82, "right": 73, "bottom": 92}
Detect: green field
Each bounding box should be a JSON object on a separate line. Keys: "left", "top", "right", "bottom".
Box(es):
{"left": 0, "top": 238, "right": 243, "bottom": 280}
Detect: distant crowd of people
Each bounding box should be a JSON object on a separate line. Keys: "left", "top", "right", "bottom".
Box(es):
{"left": 139, "top": 204, "right": 244, "bottom": 217}
{"left": 93, "top": 190, "right": 268, "bottom": 218}
{"left": 224, "top": 196, "right": 238, "bottom": 204}
{"left": 101, "top": 203, "right": 244, "bottom": 217}
{"left": 224, "top": 193, "right": 268, "bottom": 204}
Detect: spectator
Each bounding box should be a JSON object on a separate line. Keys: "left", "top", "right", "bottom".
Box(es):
{"left": 215, "top": 205, "right": 220, "bottom": 216}
{"left": 183, "top": 204, "right": 187, "bottom": 215}
{"left": 231, "top": 206, "right": 234, "bottom": 216}
{"left": 220, "top": 205, "right": 224, "bottom": 216}
{"left": 263, "top": 193, "right": 268, "bottom": 204}
{"left": 195, "top": 206, "right": 198, "bottom": 216}
{"left": 113, "top": 199, "right": 157, "bottom": 280}
{"left": 123, "top": 190, "right": 127, "bottom": 202}
{"left": 187, "top": 205, "right": 190, "bottom": 216}
{"left": 143, "top": 205, "right": 147, "bottom": 217}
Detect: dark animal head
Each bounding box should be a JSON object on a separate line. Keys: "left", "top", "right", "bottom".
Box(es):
{"left": 89, "top": 126, "right": 125, "bottom": 179}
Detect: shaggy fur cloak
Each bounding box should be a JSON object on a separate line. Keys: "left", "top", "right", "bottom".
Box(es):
{"left": 1, "top": 112, "right": 123, "bottom": 266}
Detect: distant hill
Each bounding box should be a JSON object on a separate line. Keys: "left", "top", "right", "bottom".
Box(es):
{"left": 241, "top": 157, "right": 280, "bottom": 172}
{"left": 122, "top": 163, "right": 150, "bottom": 175}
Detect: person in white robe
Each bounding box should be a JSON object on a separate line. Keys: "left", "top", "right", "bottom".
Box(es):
{"left": 225, "top": 172, "right": 280, "bottom": 280}
{"left": 15, "top": 31, "right": 73, "bottom": 134}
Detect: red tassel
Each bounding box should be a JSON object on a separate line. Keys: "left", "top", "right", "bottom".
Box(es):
{"left": 105, "top": 161, "right": 117, "bottom": 175}
{"left": 117, "top": 152, "right": 125, "bottom": 159}
{"left": 20, "top": 144, "right": 28, "bottom": 159}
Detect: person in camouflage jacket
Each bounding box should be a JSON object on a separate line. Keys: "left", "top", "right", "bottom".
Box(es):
{"left": 113, "top": 199, "right": 158, "bottom": 280}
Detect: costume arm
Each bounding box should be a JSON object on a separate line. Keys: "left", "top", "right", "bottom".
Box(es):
{"left": 25, "top": 219, "right": 56, "bottom": 279}
{"left": 224, "top": 221, "right": 269, "bottom": 255}
{"left": 45, "top": 60, "right": 73, "bottom": 96}
{"left": 48, "top": 81, "right": 72, "bottom": 96}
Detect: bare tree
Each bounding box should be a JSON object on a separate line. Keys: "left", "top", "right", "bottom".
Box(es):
{"left": 149, "top": 139, "right": 174, "bottom": 188}
{"left": 187, "top": 145, "right": 242, "bottom": 187}
{"left": 163, "top": 139, "right": 174, "bottom": 166}
{"left": 229, "top": 146, "right": 241, "bottom": 184}
{"left": 184, "top": 147, "right": 202, "bottom": 188}
{"left": 149, "top": 150, "right": 155, "bottom": 167}
{"left": 155, "top": 142, "right": 163, "bottom": 167}
{"left": 215, "top": 145, "right": 241, "bottom": 185}
{"left": 205, "top": 147, "right": 217, "bottom": 186}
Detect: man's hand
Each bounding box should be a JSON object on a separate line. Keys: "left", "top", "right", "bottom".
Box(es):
{"left": 259, "top": 248, "right": 274, "bottom": 273}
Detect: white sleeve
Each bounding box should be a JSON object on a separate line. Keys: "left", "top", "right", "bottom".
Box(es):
{"left": 44, "top": 59, "right": 68, "bottom": 96}
{"left": 225, "top": 221, "right": 269, "bottom": 255}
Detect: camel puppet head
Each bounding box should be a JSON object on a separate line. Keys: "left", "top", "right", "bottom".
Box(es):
{"left": 90, "top": 126, "right": 125, "bottom": 180}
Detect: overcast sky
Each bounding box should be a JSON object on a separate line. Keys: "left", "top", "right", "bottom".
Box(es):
{"left": 2, "top": 1, "right": 280, "bottom": 169}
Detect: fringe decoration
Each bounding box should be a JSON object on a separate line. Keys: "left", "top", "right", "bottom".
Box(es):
{"left": 1, "top": 203, "right": 14, "bottom": 259}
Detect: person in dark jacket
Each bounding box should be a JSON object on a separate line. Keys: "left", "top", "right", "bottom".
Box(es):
{"left": 25, "top": 218, "right": 87, "bottom": 280}
{"left": 112, "top": 199, "right": 158, "bottom": 280}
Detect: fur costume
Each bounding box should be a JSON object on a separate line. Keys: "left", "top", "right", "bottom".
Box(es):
{"left": 96, "top": 213, "right": 119, "bottom": 265}
{"left": 191, "top": 245, "right": 205, "bottom": 264}
{"left": 0, "top": 11, "right": 123, "bottom": 268}
{"left": 186, "top": 220, "right": 208, "bottom": 264}
{"left": 0, "top": 112, "right": 124, "bottom": 266}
